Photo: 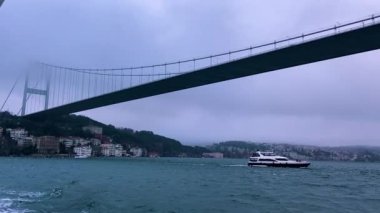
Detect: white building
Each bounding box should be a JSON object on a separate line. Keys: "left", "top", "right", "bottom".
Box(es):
{"left": 114, "top": 144, "right": 123, "bottom": 157}
{"left": 6, "top": 128, "right": 30, "bottom": 146}
{"left": 74, "top": 146, "right": 92, "bottom": 158}
{"left": 101, "top": 144, "right": 124, "bottom": 157}
{"left": 73, "top": 137, "right": 90, "bottom": 146}
{"left": 59, "top": 137, "right": 92, "bottom": 149}
{"left": 7, "top": 128, "right": 28, "bottom": 140}
{"left": 101, "top": 144, "right": 114, "bottom": 156}
{"left": 130, "top": 147, "right": 144, "bottom": 157}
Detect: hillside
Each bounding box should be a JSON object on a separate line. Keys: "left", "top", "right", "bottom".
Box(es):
{"left": 0, "top": 112, "right": 209, "bottom": 157}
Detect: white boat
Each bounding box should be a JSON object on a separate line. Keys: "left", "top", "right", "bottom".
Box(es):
{"left": 247, "top": 151, "right": 310, "bottom": 168}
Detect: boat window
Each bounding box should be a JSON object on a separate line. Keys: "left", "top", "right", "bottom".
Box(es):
{"left": 262, "top": 152, "right": 275, "bottom": 156}
{"left": 275, "top": 158, "right": 288, "bottom": 161}
{"left": 259, "top": 159, "right": 274, "bottom": 162}
{"left": 251, "top": 153, "right": 260, "bottom": 157}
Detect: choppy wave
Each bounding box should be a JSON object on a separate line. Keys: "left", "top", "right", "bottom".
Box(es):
{"left": 0, "top": 198, "right": 13, "bottom": 210}
{"left": 1, "top": 158, "right": 380, "bottom": 212}
{"left": 2, "top": 190, "right": 46, "bottom": 199}
{"left": 0, "top": 198, "right": 34, "bottom": 213}
{"left": 0, "top": 188, "right": 58, "bottom": 213}
{"left": 48, "top": 187, "right": 63, "bottom": 199}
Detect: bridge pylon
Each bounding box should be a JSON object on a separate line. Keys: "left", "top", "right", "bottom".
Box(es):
{"left": 21, "top": 68, "right": 50, "bottom": 116}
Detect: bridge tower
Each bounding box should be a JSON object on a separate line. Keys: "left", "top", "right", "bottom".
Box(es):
{"left": 21, "top": 69, "right": 50, "bottom": 116}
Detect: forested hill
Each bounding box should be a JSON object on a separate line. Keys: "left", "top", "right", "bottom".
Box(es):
{"left": 208, "top": 141, "right": 380, "bottom": 162}
{"left": 0, "top": 112, "right": 209, "bottom": 157}
{"left": 2, "top": 111, "right": 380, "bottom": 161}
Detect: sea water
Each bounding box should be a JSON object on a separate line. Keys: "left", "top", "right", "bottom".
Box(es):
{"left": 0, "top": 157, "right": 379, "bottom": 213}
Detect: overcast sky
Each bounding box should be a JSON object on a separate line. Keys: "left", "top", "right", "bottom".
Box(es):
{"left": 1, "top": 0, "right": 380, "bottom": 146}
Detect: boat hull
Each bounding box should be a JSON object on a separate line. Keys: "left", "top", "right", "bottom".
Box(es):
{"left": 247, "top": 162, "right": 310, "bottom": 168}
{"left": 74, "top": 155, "right": 90, "bottom": 159}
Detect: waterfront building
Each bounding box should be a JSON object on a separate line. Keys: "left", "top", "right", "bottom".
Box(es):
{"left": 5, "top": 128, "right": 32, "bottom": 147}
{"left": 73, "top": 146, "right": 92, "bottom": 158}
{"left": 100, "top": 144, "right": 114, "bottom": 156}
{"left": 7, "top": 128, "right": 28, "bottom": 140}
{"left": 90, "top": 138, "right": 101, "bottom": 146}
{"left": 148, "top": 152, "right": 160, "bottom": 158}
{"left": 59, "top": 137, "right": 74, "bottom": 148}
{"left": 72, "top": 137, "right": 90, "bottom": 146}
{"left": 19, "top": 136, "right": 34, "bottom": 147}
{"left": 100, "top": 144, "right": 124, "bottom": 157}
{"left": 36, "top": 136, "right": 59, "bottom": 154}
{"left": 130, "top": 147, "right": 144, "bottom": 157}
{"left": 202, "top": 152, "right": 224, "bottom": 158}
{"left": 114, "top": 144, "right": 123, "bottom": 157}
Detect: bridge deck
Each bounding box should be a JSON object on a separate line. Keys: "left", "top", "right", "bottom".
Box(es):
{"left": 25, "top": 23, "right": 380, "bottom": 119}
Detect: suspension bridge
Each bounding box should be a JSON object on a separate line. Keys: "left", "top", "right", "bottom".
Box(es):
{"left": 4, "top": 15, "right": 380, "bottom": 119}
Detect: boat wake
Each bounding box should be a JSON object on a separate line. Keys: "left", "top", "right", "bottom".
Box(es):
{"left": 222, "top": 164, "right": 247, "bottom": 167}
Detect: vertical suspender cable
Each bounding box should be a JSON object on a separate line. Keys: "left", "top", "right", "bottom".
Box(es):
{"left": 51, "top": 66, "right": 55, "bottom": 108}
{"left": 62, "top": 68, "right": 66, "bottom": 105}
{"left": 81, "top": 71, "right": 85, "bottom": 99}
{"left": 130, "top": 68, "right": 132, "bottom": 87}
{"left": 88, "top": 72, "right": 91, "bottom": 98}
{"left": 103, "top": 71, "right": 106, "bottom": 94}
{"left": 121, "top": 70, "right": 124, "bottom": 89}
{"left": 57, "top": 67, "right": 61, "bottom": 107}
{"left": 92, "top": 71, "right": 95, "bottom": 95}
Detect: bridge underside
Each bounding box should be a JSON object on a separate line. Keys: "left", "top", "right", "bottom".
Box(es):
{"left": 25, "top": 23, "right": 380, "bottom": 119}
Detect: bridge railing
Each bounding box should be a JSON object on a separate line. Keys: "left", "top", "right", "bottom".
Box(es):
{"left": 34, "top": 14, "right": 380, "bottom": 113}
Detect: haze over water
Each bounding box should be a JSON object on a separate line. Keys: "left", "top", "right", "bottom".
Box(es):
{"left": 0, "top": 157, "right": 379, "bottom": 213}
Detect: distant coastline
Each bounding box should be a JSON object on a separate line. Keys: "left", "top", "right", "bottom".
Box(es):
{"left": 1, "top": 111, "right": 379, "bottom": 161}
{"left": 208, "top": 141, "right": 380, "bottom": 162}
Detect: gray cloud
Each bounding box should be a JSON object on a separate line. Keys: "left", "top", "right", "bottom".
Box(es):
{"left": 1, "top": 0, "right": 380, "bottom": 146}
